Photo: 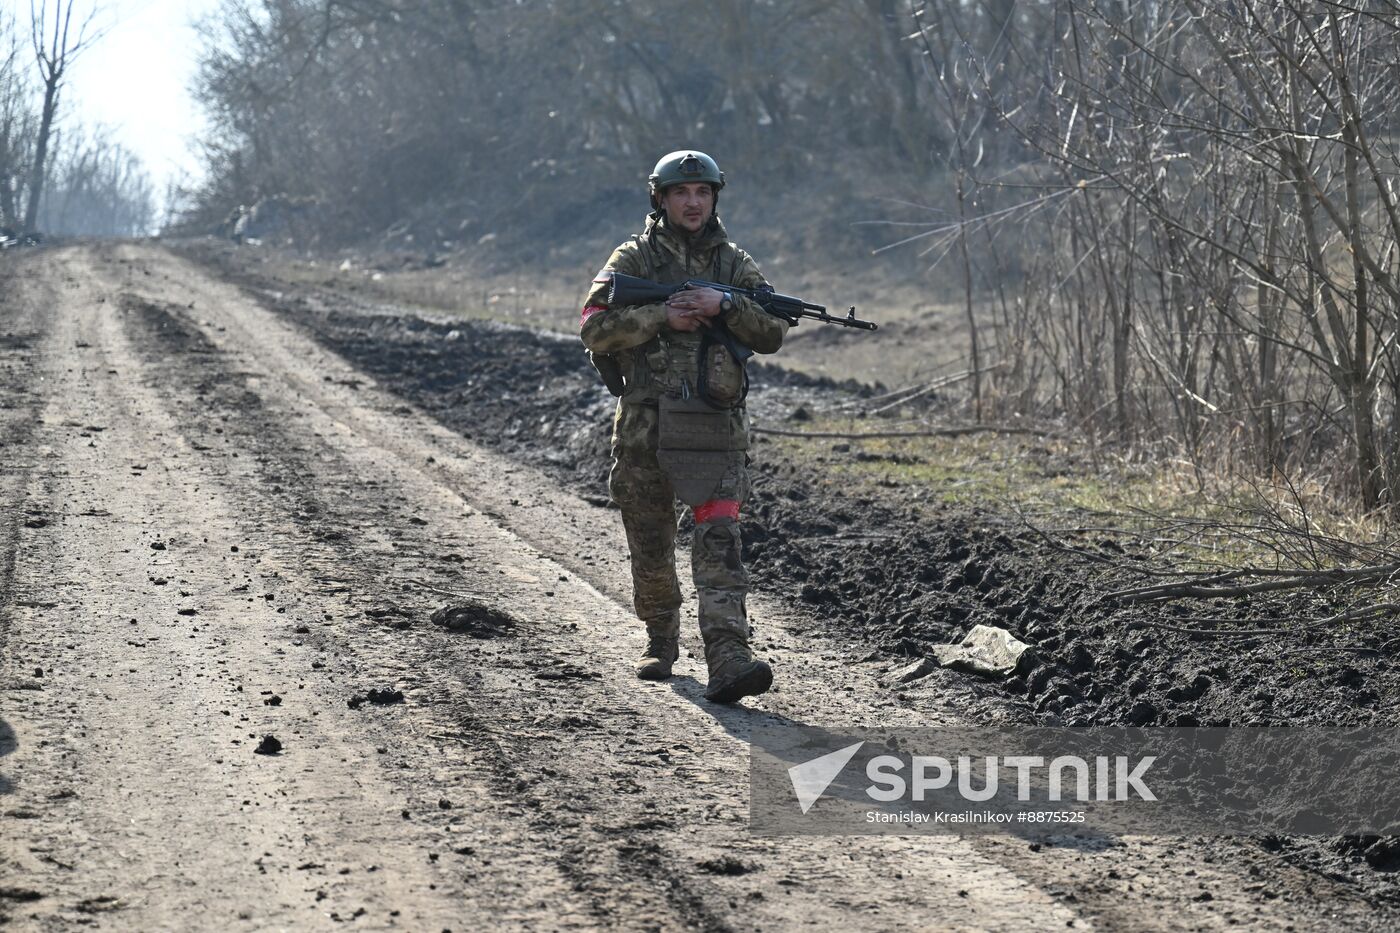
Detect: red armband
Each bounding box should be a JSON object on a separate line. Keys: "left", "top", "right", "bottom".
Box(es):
{"left": 580, "top": 304, "right": 607, "bottom": 327}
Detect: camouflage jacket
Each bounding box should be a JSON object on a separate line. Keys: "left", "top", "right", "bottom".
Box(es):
{"left": 579, "top": 212, "right": 787, "bottom": 407}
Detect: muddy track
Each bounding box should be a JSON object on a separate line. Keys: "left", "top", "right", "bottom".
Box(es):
{"left": 118, "top": 283, "right": 741, "bottom": 928}
{"left": 0, "top": 242, "right": 1393, "bottom": 931}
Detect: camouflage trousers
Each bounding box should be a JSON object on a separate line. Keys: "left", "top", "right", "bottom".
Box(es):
{"left": 608, "top": 405, "right": 751, "bottom": 642}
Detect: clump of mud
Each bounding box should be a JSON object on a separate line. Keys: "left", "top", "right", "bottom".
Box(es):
{"left": 431, "top": 600, "right": 517, "bottom": 638}
{"left": 348, "top": 687, "right": 406, "bottom": 709}
{"left": 696, "top": 855, "right": 758, "bottom": 876}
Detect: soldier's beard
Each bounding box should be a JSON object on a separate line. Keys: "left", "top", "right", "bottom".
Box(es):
{"left": 667, "top": 210, "right": 715, "bottom": 238}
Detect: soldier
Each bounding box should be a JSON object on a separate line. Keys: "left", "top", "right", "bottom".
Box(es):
{"left": 579, "top": 150, "right": 786, "bottom": 703}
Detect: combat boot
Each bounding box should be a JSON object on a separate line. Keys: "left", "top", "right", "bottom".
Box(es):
{"left": 702, "top": 631, "right": 773, "bottom": 703}
{"left": 636, "top": 612, "right": 680, "bottom": 681}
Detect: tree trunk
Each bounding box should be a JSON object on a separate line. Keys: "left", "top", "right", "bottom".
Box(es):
{"left": 1342, "top": 118, "right": 1382, "bottom": 508}
{"left": 956, "top": 167, "right": 982, "bottom": 423}
{"left": 24, "top": 76, "right": 58, "bottom": 233}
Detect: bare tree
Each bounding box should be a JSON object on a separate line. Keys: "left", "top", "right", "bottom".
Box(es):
{"left": 24, "top": 0, "right": 100, "bottom": 234}
{"left": 0, "top": 8, "right": 36, "bottom": 230}
{"left": 886, "top": 1, "right": 1400, "bottom": 511}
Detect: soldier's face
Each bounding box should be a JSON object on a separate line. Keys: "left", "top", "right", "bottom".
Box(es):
{"left": 661, "top": 183, "right": 715, "bottom": 233}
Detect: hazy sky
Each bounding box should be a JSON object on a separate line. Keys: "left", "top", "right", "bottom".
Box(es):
{"left": 62, "top": 0, "right": 225, "bottom": 195}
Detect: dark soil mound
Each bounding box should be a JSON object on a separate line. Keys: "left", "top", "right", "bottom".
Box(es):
{"left": 348, "top": 688, "right": 407, "bottom": 708}
{"left": 431, "top": 599, "right": 518, "bottom": 638}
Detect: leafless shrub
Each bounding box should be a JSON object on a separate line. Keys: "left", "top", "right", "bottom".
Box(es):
{"left": 903, "top": 0, "right": 1400, "bottom": 515}
{"left": 36, "top": 124, "right": 154, "bottom": 235}
{"left": 181, "top": 0, "right": 1036, "bottom": 247}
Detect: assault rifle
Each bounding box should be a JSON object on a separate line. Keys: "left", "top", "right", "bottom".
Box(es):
{"left": 607, "top": 273, "right": 878, "bottom": 330}
{"left": 587, "top": 272, "right": 877, "bottom": 398}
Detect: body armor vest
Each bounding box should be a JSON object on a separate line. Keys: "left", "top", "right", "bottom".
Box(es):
{"left": 617, "top": 230, "right": 746, "bottom": 408}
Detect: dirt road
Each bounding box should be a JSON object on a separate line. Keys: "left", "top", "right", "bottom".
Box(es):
{"left": 0, "top": 243, "right": 1390, "bottom": 931}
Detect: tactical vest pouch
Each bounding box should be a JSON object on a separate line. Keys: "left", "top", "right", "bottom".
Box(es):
{"left": 655, "top": 393, "right": 744, "bottom": 505}
{"left": 697, "top": 336, "right": 744, "bottom": 406}
{"left": 588, "top": 350, "right": 625, "bottom": 397}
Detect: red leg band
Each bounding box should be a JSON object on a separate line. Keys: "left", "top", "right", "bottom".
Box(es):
{"left": 694, "top": 499, "right": 740, "bottom": 524}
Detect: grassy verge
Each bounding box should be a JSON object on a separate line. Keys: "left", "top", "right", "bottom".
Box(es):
{"left": 757, "top": 410, "right": 1389, "bottom": 573}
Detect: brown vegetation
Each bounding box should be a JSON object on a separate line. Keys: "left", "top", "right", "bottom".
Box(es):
{"left": 183, "top": 1, "right": 1400, "bottom": 523}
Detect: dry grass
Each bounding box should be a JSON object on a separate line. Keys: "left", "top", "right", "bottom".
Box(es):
{"left": 759, "top": 409, "right": 1392, "bottom": 572}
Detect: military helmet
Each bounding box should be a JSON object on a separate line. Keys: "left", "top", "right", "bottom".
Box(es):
{"left": 648, "top": 150, "right": 725, "bottom": 207}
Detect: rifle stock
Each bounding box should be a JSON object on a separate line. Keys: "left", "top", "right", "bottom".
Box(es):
{"left": 607, "top": 273, "right": 681, "bottom": 309}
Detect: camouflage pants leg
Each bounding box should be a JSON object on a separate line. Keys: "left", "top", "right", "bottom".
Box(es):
{"left": 691, "top": 455, "right": 751, "bottom": 642}
{"left": 608, "top": 445, "right": 682, "bottom": 625}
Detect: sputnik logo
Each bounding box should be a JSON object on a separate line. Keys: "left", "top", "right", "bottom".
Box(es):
{"left": 787, "top": 741, "right": 865, "bottom": 814}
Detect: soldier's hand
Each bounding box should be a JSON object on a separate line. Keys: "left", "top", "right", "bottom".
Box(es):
{"left": 666, "top": 305, "right": 706, "bottom": 332}
{"left": 666, "top": 286, "right": 723, "bottom": 321}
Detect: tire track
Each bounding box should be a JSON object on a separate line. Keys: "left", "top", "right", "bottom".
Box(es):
{"left": 1, "top": 250, "right": 588, "bottom": 931}
{"left": 118, "top": 292, "right": 730, "bottom": 929}
{"left": 0, "top": 254, "right": 56, "bottom": 829}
